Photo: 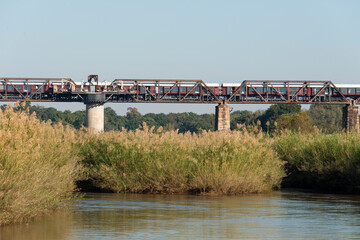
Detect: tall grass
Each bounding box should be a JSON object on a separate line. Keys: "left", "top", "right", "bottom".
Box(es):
{"left": 4, "top": 103, "right": 359, "bottom": 226}
{"left": 274, "top": 131, "right": 360, "bottom": 192}
{"left": 79, "top": 124, "right": 285, "bottom": 195}
{"left": 0, "top": 103, "right": 82, "bottom": 226}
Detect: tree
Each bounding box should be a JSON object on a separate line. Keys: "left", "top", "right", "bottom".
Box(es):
{"left": 258, "top": 104, "right": 301, "bottom": 131}
{"left": 105, "top": 107, "right": 126, "bottom": 131}
{"left": 275, "top": 112, "right": 314, "bottom": 133}
{"left": 307, "top": 104, "right": 343, "bottom": 133}
{"left": 125, "top": 107, "right": 142, "bottom": 130}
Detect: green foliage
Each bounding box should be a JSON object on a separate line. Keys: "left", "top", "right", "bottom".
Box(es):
{"left": 27, "top": 105, "right": 86, "bottom": 129}
{"left": 3, "top": 103, "right": 349, "bottom": 134}
{"left": 308, "top": 104, "right": 343, "bottom": 133}
{"left": 258, "top": 104, "right": 301, "bottom": 131}
{"left": 275, "top": 112, "right": 314, "bottom": 133}
{"left": 2, "top": 104, "right": 215, "bottom": 133}
{"left": 274, "top": 132, "right": 360, "bottom": 192}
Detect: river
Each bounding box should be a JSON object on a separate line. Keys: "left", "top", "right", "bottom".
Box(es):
{"left": 1, "top": 191, "right": 360, "bottom": 240}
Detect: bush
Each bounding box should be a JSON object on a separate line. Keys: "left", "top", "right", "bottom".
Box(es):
{"left": 0, "top": 104, "right": 82, "bottom": 225}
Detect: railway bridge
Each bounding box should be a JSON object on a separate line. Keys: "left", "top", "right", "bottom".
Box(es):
{"left": 0, "top": 75, "right": 359, "bottom": 133}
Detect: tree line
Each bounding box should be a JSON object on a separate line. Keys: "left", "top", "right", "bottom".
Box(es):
{"left": 1, "top": 103, "right": 344, "bottom": 133}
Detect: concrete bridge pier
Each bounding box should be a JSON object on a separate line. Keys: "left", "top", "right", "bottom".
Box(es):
{"left": 215, "top": 102, "right": 230, "bottom": 132}
{"left": 342, "top": 103, "right": 359, "bottom": 133}
{"left": 86, "top": 103, "right": 104, "bottom": 133}
{"left": 84, "top": 93, "right": 105, "bottom": 133}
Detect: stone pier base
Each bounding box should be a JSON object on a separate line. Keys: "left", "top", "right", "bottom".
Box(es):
{"left": 215, "top": 103, "right": 230, "bottom": 132}
{"left": 342, "top": 105, "right": 359, "bottom": 133}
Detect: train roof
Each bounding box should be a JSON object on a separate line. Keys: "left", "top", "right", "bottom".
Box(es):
{"left": 205, "top": 83, "right": 220, "bottom": 87}
{"left": 334, "top": 84, "right": 360, "bottom": 88}
{"left": 222, "top": 83, "right": 242, "bottom": 87}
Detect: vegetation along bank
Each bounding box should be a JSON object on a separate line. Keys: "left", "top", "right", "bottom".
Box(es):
{"left": 1, "top": 103, "right": 359, "bottom": 226}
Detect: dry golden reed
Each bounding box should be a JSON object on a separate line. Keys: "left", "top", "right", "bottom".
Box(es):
{"left": 0, "top": 103, "right": 82, "bottom": 225}
{"left": 80, "top": 123, "right": 285, "bottom": 195}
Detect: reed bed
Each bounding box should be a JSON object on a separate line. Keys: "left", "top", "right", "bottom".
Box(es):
{"left": 79, "top": 124, "right": 285, "bottom": 195}
{"left": 274, "top": 131, "right": 360, "bottom": 192}
{"left": 0, "top": 104, "right": 82, "bottom": 226}
{"left": 4, "top": 104, "right": 360, "bottom": 226}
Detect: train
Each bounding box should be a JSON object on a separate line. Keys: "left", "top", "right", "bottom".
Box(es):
{"left": 1, "top": 78, "right": 360, "bottom": 102}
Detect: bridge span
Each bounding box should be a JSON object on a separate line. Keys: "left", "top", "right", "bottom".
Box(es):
{"left": 0, "top": 75, "right": 358, "bottom": 132}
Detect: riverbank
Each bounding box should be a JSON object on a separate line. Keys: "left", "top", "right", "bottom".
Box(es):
{"left": 77, "top": 127, "right": 360, "bottom": 195}
{"left": 275, "top": 131, "right": 360, "bottom": 193}
{"left": 78, "top": 124, "right": 284, "bottom": 195}
{"left": 1, "top": 106, "right": 360, "bottom": 226}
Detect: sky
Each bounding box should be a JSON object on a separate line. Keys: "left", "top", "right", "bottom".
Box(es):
{"left": 1, "top": 0, "right": 359, "bottom": 115}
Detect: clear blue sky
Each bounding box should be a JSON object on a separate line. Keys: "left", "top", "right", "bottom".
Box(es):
{"left": 1, "top": 0, "right": 359, "bottom": 114}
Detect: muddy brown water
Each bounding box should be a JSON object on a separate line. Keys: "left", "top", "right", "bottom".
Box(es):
{"left": 1, "top": 190, "right": 360, "bottom": 240}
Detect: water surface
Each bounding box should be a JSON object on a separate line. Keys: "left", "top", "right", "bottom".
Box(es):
{"left": 1, "top": 191, "right": 360, "bottom": 239}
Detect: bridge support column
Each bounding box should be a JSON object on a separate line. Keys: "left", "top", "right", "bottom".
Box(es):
{"left": 86, "top": 103, "right": 104, "bottom": 133}
{"left": 342, "top": 104, "right": 359, "bottom": 133}
{"left": 215, "top": 102, "right": 230, "bottom": 132}
{"left": 85, "top": 93, "right": 105, "bottom": 133}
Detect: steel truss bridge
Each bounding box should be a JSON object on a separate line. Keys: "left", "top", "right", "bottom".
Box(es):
{"left": 0, "top": 75, "right": 358, "bottom": 105}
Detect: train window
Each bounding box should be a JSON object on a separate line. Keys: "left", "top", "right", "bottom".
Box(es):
{"left": 8, "top": 85, "right": 14, "bottom": 90}
{"left": 349, "top": 88, "right": 355, "bottom": 94}
{"left": 180, "top": 87, "right": 186, "bottom": 92}
{"left": 256, "top": 87, "right": 263, "bottom": 93}
{"left": 340, "top": 88, "right": 347, "bottom": 93}
{"left": 291, "top": 88, "right": 297, "bottom": 94}
{"left": 164, "top": 87, "right": 170, "bottom": 92}
{"left": 195, "top": 87, "right": 200, "bottom": 93}
{"left": 357, "top": 88, "right": 360, "bottom": 93}
{"left": 314, "top": 88, "right": 320, "bottom": 94}
{"left": 171, "top": 87, "right": 178, "bottom": 93}
{"left": 240, "top": 87, "right": 245, "bottom": 94}
{"left": 15, "top": 85, "right": 22, "bottom": 90}
{"left": 0, "top": 85, "right": 4, "bottom": 90}
{"left": 279, "top": 87, "right": 287, "bottom": 94}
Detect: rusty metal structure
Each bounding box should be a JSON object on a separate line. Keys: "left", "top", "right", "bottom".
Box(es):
{"left": 106, "top": 79, "right": 220, "bottom": 103}
{"left": 225, "top": 80, "right": 354, "bottom": 105}
{"left": 0, "top": 76, "right": 358, "bottom": 105}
